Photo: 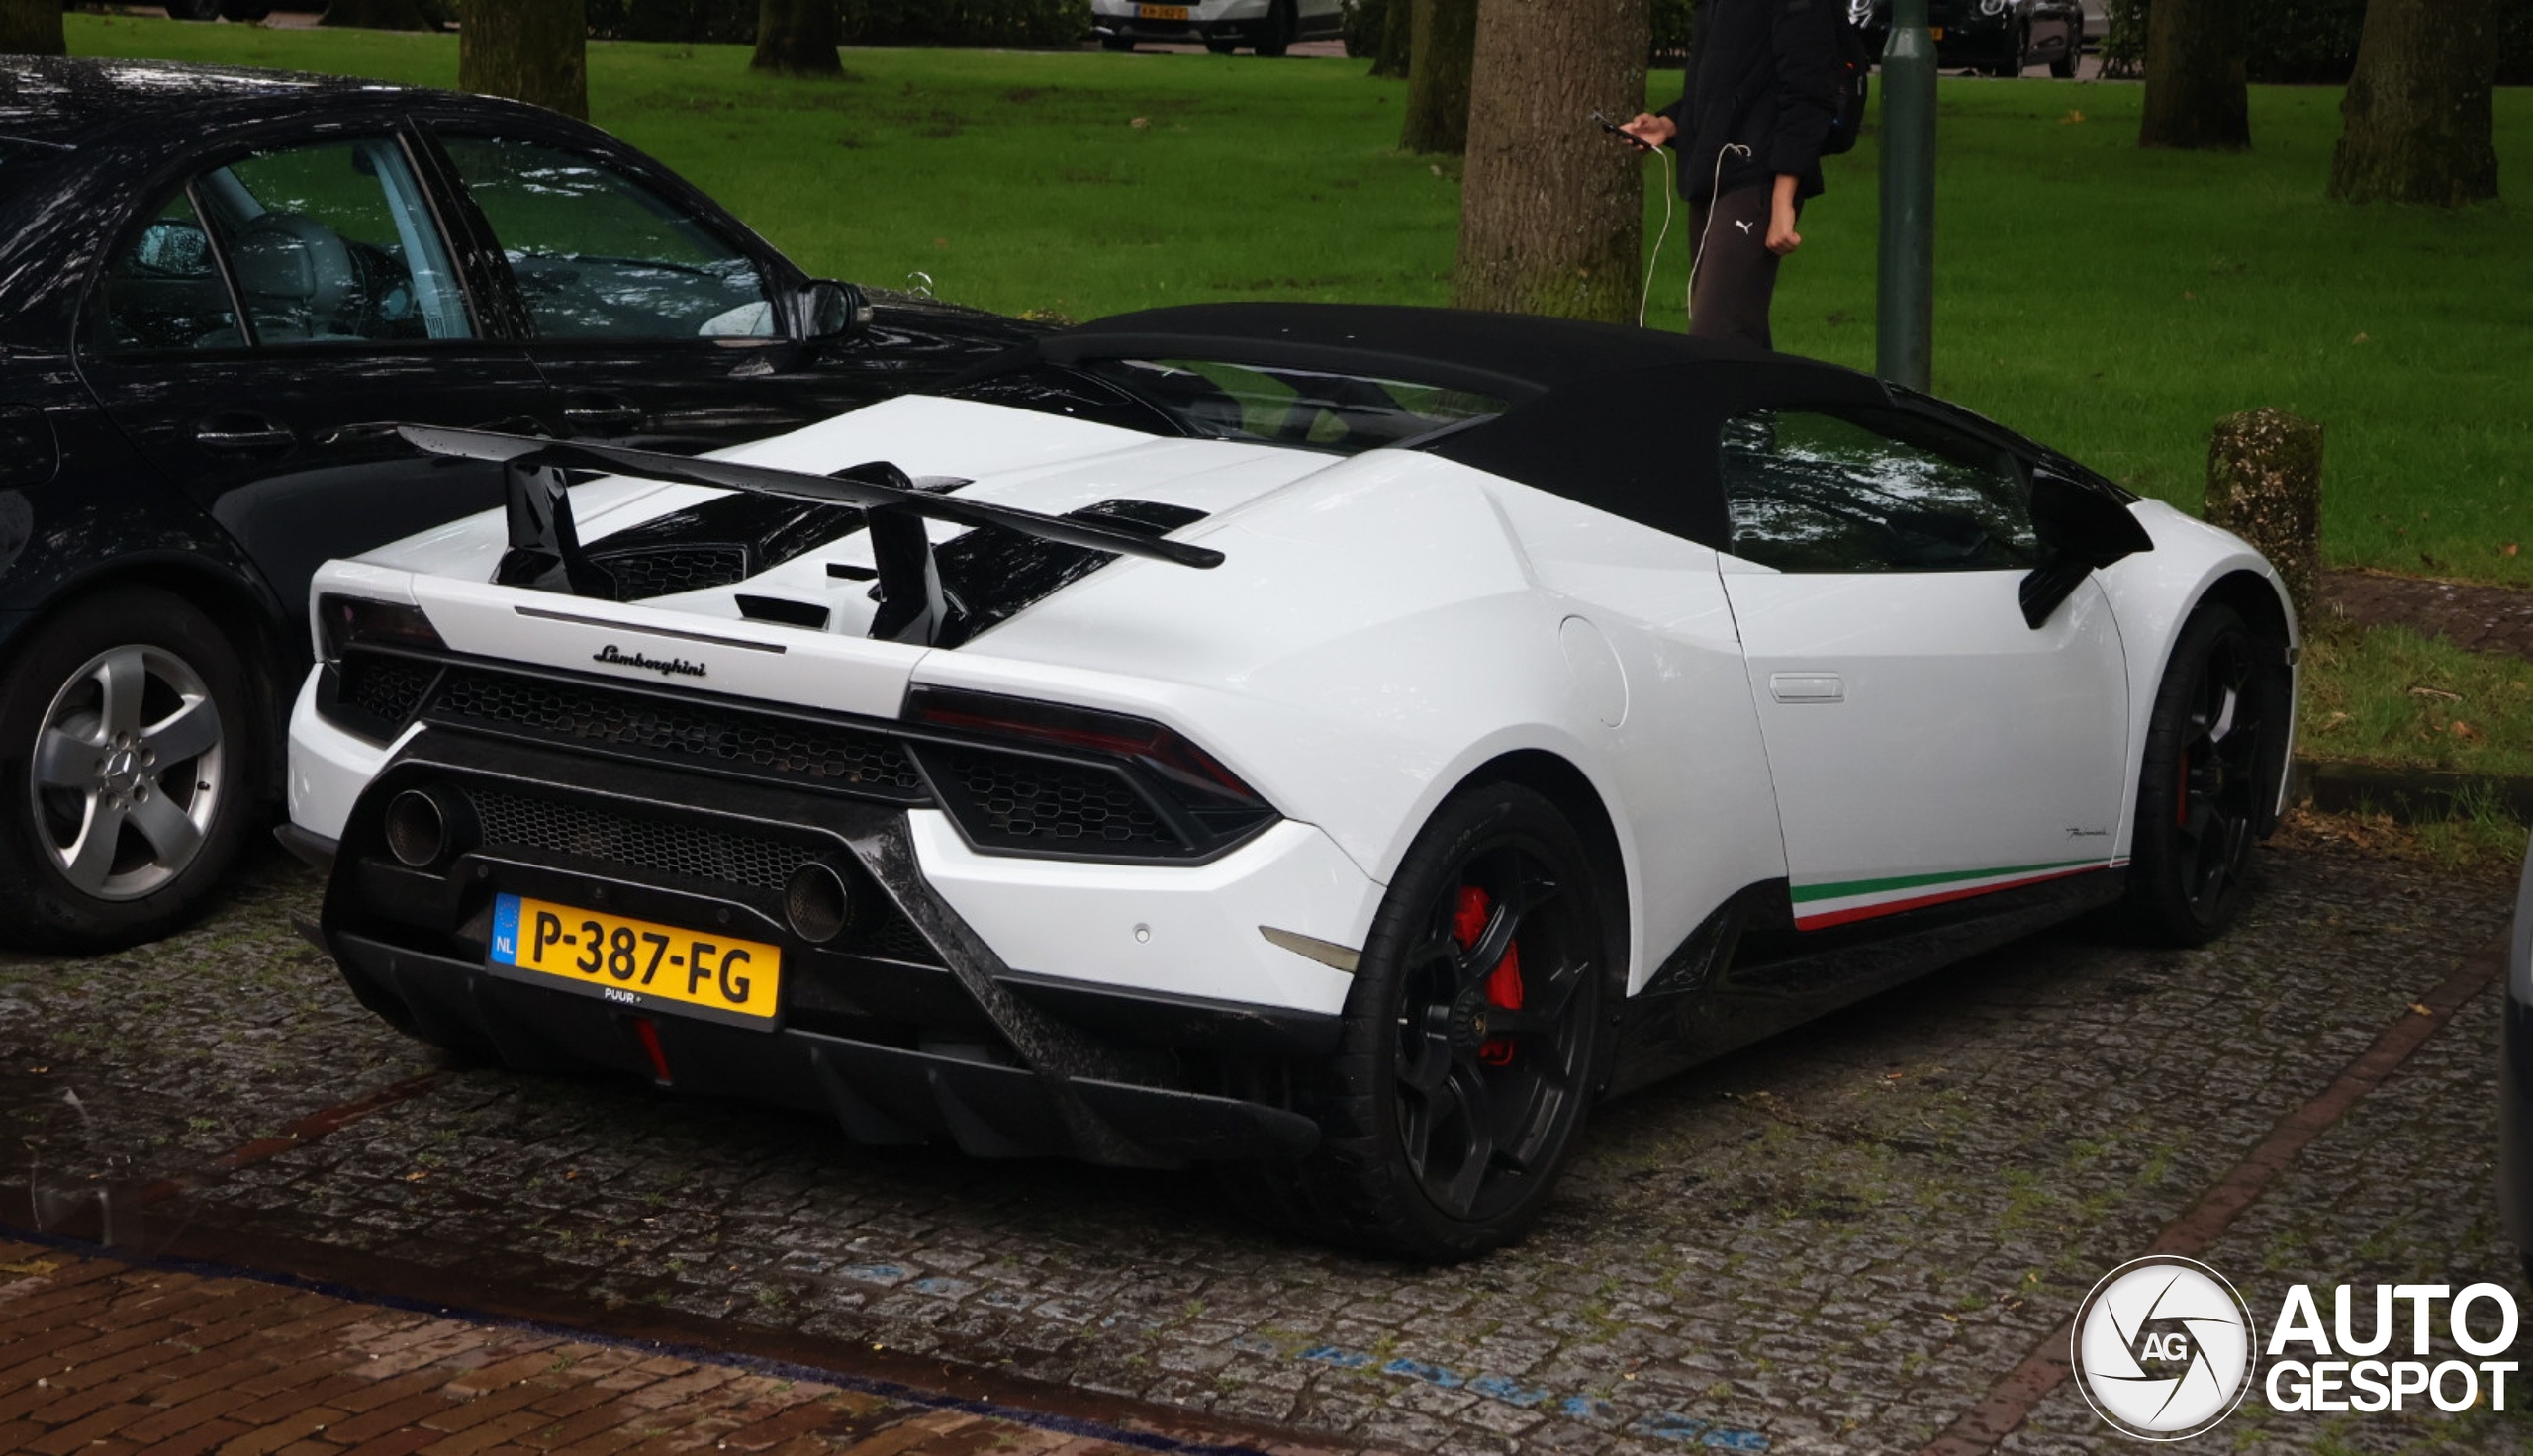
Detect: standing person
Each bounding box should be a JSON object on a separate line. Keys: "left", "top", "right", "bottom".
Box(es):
{"left": 1622, "top": 0, "right": 1843, "bottom": 350}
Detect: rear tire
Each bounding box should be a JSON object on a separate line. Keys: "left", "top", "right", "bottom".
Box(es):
{"left": 1989, "top": 24, "right": 2030, "bottom": 76}
{"left": 2121, "top": 603, "right": 2289, "bottom": 946}
{"left": 1100, "top": 34, "right": 1136, "bottom": 50}
{"left": 0, "top": 588, "right": 259, "bottom": 952}
{"left": 2050, "top": 33, "right": 2081, "bottom": 77}
{"left": 1229, "top": 783, "right": 1617, "bottom": 1260}
{"left": 1204, "top": 36, "right": 1241, "bottom": 53}
{"left": 1253, "top": 0, "right": 1295, "bottom": 56}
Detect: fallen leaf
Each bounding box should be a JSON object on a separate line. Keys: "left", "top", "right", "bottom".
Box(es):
{"left": 2352, "top": 332, "right": 2370, "bottom": 343}
{"left": 2452, "top": 720, "right": 2481, "bottom": 740}
{"left": 2410, "top": 1003, "right": 2436, "bottom": 1016}
{"left": 2183, "top": 290, "right": 2197, "bottom": 300}
{"left": 1430, "top": 163, "right": 1444, "bottom": 177}
{"left": 2407, "top": 685, "right": 2462, "bottom": 700}
{"left": 1129, "top": 116, "right": 1148, "bottom": 128}
{"left": 2504, "top": 543, "right": 2520, "bottom": 558}
{"left": 2058, "top": 108, "right": 2085, "bottom": 124}
{"left": 404, "top": 1170, "right": 428, "bottom": 1181}
{"left": 0, "top": 1258, "right": 59, "bottom": 1276}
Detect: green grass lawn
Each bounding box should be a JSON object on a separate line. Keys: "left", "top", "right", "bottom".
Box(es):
{"left": 66, "top": 15, "right": 2533, "bottom": 592}
{"left": 2302, "top": 623, "right": 2533, "bottom": 778}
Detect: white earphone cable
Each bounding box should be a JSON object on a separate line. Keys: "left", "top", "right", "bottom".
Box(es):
{"left": 1685, "top": 141, "right": 1756, "bottom": 329}
{"left": 1636, "top": 139, "right": 1754, "bottom": 331}
{"left": 1636, "top": 146, "right": 1677, "bottom": 329}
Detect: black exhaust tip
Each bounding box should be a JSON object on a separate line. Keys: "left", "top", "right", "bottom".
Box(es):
{"left": 785, "top": 860, "right": 852, "bottom": 944}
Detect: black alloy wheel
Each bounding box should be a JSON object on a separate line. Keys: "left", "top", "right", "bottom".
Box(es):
{"left": 0, "top": 587, "right": 259, "bottom": 952}
{"left": 2124, "top": 603, "right": 2287, "bottom": 946}
{"left": 1254, "top": 0, "right": 1295, "bottom": 56}
{"left": 1230, "top": 783, "right": 1615, "bottom": 1260}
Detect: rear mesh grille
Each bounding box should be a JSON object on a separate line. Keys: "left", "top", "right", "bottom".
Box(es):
{"left": 928, "top": 747, "right": 1176, "bottom": 852}
{"left": 336, "top": 653, "right": 439, "bottom": 725}
{"left": 428, "top": 670, "right": 926, "bottom": 800}
{"left": 588, "top": 545, "right": 751, "bottom": 600}
{"left": 469, "top": 787, "right": 808, "bottom": 891}
{"left": 459, "top": 787, "right": 943, "bottom": 965}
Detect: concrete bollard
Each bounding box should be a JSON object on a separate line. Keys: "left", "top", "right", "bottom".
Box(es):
{"left": 2205, "top": 409, "right": 2323, "bottom": 626}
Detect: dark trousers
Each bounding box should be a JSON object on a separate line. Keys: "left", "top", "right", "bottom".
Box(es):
{"left": 1687, "top": 184, "right": 1795, "bottom": 351}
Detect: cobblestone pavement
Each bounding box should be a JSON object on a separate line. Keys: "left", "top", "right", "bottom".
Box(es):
{"left": 1, "top": 837, "right": 2526, "bottom": 1455}
{"left": 0, "top": 1236, "right": 1331, "bottom": 1456}
{"left": 2324, "top": 569, "right": 2533, "bottom": 662}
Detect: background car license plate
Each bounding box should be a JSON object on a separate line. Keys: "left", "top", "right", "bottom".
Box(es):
{"left": 1139, "top": 4, "right": 1189, "bottom": 19}
{"left": 490, "top": 893, "right": 780, "bottom": 1027}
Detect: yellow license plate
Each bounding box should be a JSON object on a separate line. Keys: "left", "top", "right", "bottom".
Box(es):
{"left": 1929, "top": 25, "right": 1944, "bottom": 38}
{"left": 1139, "top": 4, "right": 1189, "bottom": 19}
{"left": 491, "top": 893, "right": 780, "bottom": 1027}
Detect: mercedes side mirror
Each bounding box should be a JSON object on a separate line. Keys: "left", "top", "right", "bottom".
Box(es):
{"left": 2019, "top": 468, "right": 2155, "bottom": 628}
{"left": 797, "top": 279, "right": 872, "bottom": 342}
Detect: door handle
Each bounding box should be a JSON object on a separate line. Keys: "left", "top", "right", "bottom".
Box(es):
{"left": 560, "top": 398, "right": 643, "bottom": 435}
{"left": 194, "top": 413, "right": 296, "bottom": 454}
{"left": 1769, "top": 673, "right": 1845, "bottom": 703}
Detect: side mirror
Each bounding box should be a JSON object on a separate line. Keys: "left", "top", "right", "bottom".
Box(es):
{"left": 2019, "top": 468, "right": 2154, "bottom": 628}
{"left": 797, "top": 279, "right": 872, "bottom": 342}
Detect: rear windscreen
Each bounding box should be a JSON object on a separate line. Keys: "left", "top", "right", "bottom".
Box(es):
{"left": 1076, "top": 357, "right": 1507, "bottom": 456}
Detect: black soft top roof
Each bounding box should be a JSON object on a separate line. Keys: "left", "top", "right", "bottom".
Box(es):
{"left": 1027, "top": 302, "right": 1900, "bottom": 550}
{"left": 1044, "top": 302, "right": 1788, "bottom": 403}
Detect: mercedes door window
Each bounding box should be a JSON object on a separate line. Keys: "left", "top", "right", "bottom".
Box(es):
{"left": 438, "top": 135, "right": 775, "bottom": 341}
{"left": 98, "top": 192, "right": 242, "bottom": 351}
{"left": 176, "top": 137, "right": 475, "bottom": 346}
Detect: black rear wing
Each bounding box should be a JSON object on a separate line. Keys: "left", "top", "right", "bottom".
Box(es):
{"left": 396, "top": 424, "right": 1222, "bottom": 646}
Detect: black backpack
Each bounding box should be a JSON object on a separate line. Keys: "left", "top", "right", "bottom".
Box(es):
{"left": 1819, "top": 20, "right": 1874, "bottom": 157}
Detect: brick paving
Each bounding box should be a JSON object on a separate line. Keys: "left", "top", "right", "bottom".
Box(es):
{"left": 2323, "top": 568, "right": 2533, "bottom": 662}
{"left": 0, "top": 1237, "right": 1337, "bottom": 1456}
{"left": 2, "top": 834, "right": 2527, "bottom": 1454}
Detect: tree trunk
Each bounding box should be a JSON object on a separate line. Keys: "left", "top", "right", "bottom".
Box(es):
{"left": 2327, "top": 0, "right": 2499, "bottom": 205}
{"left": 2138, "top": 0, "right": 2249, "bottom": 149}
{"left": 324, "top": 0, "right": 449, "bottom": 30}
{"left": 1454, "top": 0, "right": 1648, "bottom": 322}
{"left": 1370, "top": 0, "right": 1411, "bottom": 79}
{"left": 0, "top": 0, "right": 66, "bottom": 55}
{"left": 753, "top": 0, "right": 841, "bottom": 75}
{"left": 2205, "top": 409, "right": 2323, "bottom": 625}
{"left": 1400, "top": 0, "right": 1476, "bottom": 153}
{"left": 459, "top": 0, "right": 589, "bottom": 120}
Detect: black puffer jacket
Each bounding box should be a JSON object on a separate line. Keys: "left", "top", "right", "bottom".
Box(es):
{"left": 1657, "top": 0, "right": 1844, "bottom": 205}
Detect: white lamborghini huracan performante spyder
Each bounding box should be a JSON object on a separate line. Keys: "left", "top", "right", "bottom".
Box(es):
{"left": 286, "top": 305, "right": 2298, "bottom": 1258}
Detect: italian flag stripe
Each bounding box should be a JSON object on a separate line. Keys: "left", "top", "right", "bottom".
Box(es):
{"left": 1792, "top": 858, "right": 2114, "bottom": 931}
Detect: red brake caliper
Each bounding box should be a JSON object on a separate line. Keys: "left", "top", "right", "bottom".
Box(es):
{"left": 1453, "top": 885, "right": 1524, "bottom": 1067}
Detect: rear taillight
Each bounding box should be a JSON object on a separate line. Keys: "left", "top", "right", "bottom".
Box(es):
{"left": 316, "top": 593, "right": 446, "bottom": 663}
{"left": 905, "top": 685, "right": 1277, "bottom": 857}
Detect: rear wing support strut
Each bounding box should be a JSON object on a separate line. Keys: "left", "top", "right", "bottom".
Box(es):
{"left": 397, "top": 423, "right": 1223, "bottom": 648}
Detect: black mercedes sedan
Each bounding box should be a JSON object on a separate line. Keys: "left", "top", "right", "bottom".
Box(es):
{"left": 0, "top": 57, "right": 1036, "bottom": 951}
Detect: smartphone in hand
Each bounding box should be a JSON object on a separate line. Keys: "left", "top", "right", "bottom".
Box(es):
{"left": 1590, "top": 110, "right": 1658, "bottom": 152}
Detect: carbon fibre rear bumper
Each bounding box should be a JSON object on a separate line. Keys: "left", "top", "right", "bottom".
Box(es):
{"left": 328, "top": 930, "right": 1317, "bottom": 1162}
{"left": 319, "top": 729, "right": 1325, "bottom": 1166}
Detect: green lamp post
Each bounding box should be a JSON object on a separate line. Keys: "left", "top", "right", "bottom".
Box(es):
{"left": 1877, "top": 0, "right": 1936, "bottom": 391}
